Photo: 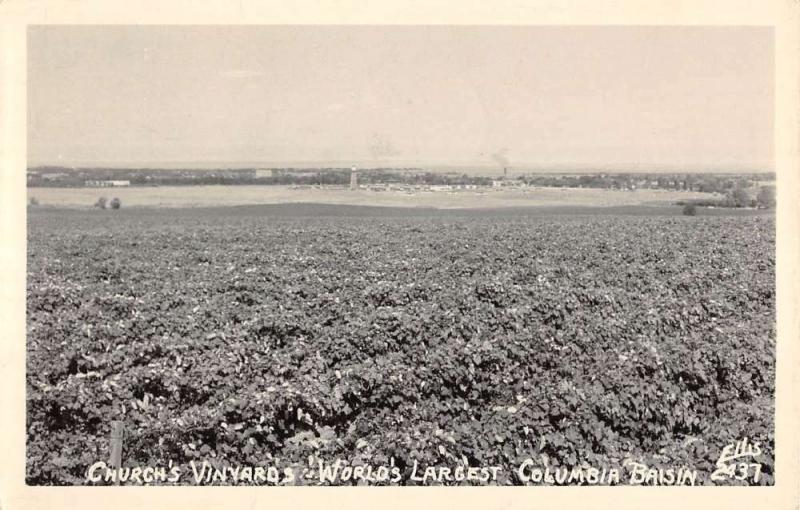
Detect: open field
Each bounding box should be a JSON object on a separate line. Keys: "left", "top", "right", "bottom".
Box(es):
{"left": 27, "top": 185, "right": 720, "bottom": 209}
{"left": 27, "top": 207, "right": 775, "bottom": 485}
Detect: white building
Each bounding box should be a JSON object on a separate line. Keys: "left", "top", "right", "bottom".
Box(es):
{"left": 255, "top": 169, "right": 275, "bottom": 178}
{"left": 85, "top": 180, "right": 130, "bottom": 187}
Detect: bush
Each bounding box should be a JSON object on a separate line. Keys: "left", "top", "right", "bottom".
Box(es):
{"left": 29, "top": 197, "right": 39, "bottom": 207}
{"left": 94, "top": 197, "right": 107, "bottom": 209}
{"left": 728, "top": 187, "right": 751, "bottom": 208}
{"left": 110, "top": 198, "right": 121, "bottom": 210}
{"left": 682, "top": 203, "right": 697, "bottom": 216}
{"left": 757, "top": 186, "right": 776, "bottom": 209}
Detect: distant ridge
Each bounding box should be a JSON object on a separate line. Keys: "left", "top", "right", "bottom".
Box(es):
{"left": 27, "top": 160, "right": 773, "bottom": 175}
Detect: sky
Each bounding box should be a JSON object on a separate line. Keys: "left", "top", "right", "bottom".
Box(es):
{"left": 28, "top": 26, "right": 774, "bottom": 171}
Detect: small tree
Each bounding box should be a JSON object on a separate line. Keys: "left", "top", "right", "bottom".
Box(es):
{"left": 682, "top": 203, "right": 697, "bottom": 216}
{"left": 110, "top": 197, "right": 121, "bottom": 210}
{"left": 729, "top": 187, "right": 750, "bottom": 208}
{"left": 28, "top": 197, "right": 39, "bottom": 207}
{"left": 95, "top": 197, "right": 107, "bottom": 209}
{"left": 757, "top": 186, "right": 776, "bottom": 209}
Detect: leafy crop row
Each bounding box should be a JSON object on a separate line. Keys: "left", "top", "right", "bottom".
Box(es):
{"left": 26, "top": 212, "right": 775, "bottom": 485}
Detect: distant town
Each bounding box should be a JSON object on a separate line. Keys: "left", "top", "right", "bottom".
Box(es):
{"left": 27, "top": 165, "right": 773, "bottom": 195}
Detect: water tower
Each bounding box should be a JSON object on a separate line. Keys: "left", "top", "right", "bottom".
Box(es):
{"left": 350, "top": 166, "right": 358, "bottom": 190}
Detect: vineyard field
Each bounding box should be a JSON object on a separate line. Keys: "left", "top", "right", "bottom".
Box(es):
{"left": 26, "top": 207, "right": 775, "bottom": 485}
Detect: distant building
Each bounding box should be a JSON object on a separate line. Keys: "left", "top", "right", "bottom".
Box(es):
{"left": 429, "top": 185, "right": 453, "bottom": 192}
{"left": 255, "top": 169, "right": 275, "bottom": 178}
{"left": 42, "top": 173, "right": 68, "bottom": 180}
{"left": 85, "top": 180, "right": 130, "bottom": 187}
{"left": 491, "top": 179, "right": 523, "bottom": 189}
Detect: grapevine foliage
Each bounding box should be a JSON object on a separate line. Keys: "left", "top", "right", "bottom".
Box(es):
{"left": 26, "top": 211, "right": 775, "bottom": 485}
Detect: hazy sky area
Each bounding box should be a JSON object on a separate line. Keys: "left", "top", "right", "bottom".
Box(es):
{"left": 28, "top": 26, "right": 773, "bottom": 171}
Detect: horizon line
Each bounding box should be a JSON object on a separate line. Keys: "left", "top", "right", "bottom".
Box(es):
{"left": 27, "top": 160, "right": 774, "bottom": 173}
